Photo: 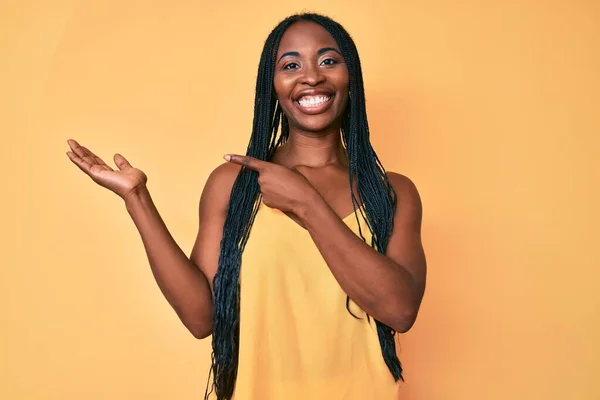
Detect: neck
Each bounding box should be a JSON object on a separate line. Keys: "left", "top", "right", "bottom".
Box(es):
{"left": 275, "top": 125, "right": 348, "bottom": 169}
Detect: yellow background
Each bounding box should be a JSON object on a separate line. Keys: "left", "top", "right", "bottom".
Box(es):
{"left": 1, "top": 0, "right": 598, "bottom": 399}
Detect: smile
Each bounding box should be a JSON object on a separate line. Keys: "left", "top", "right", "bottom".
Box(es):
{"left": 294, "top": 94, "right": 334, "bottom": 114}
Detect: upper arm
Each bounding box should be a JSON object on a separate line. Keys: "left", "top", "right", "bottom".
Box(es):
{"left": 386, "top": 172, "right": 427, "bottom": 302}
{"left": 190, "top": 162, "right": 241, "bottom": 294}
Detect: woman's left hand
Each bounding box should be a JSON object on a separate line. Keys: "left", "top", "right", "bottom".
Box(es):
{"left": 224, "top": 154, "right": 316, "bottom": 214}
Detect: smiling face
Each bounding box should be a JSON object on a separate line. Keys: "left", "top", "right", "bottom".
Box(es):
{"left": 273, "top": 21, "right": 350, "bottom": 134}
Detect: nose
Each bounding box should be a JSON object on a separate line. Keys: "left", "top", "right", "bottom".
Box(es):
{"left": 300, "top": 63, "right": 325, "bottom": 86}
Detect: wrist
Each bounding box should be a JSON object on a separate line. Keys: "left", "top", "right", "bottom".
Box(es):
{"left": 295, "top": 189, "right": 324, "bottom": 223}
{"left": 124, "top": 185, "right": 151, "bottom": 212}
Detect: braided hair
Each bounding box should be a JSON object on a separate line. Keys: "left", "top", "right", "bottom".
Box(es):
{"left": 206, "top": 13, "right": 401, "bottom": 400}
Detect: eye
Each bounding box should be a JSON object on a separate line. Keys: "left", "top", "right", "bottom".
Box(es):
{"left": 320, "top": 58, "right": 338, "bottom": 66}
{"left": 283, "top": 62, "right": 300, "bottom": 70}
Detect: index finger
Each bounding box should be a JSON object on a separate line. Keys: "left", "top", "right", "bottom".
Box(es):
{"left": 224, "top": 154, "right": 268, "bottom": 172}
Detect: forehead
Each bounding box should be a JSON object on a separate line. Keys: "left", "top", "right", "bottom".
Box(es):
{"left": 276, "top": 21, "right": 340, "bottom": 56}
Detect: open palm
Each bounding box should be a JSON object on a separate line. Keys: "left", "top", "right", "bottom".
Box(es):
{"left": 66, "top": 139, "right": 147, "bottom": 199}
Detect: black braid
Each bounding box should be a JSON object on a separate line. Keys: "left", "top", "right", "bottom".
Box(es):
{"left": 206, "top": 13, "right": 401, "bottom": 400}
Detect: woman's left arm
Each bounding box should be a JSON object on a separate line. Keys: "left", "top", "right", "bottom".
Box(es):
{"left": 224, "top": 155, "right": 426, "bottom": 333}
{"left": 297, "top": 173, "right": 427, "bottom": 333}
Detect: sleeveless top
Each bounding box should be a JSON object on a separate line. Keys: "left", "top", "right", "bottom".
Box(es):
{"left": 213, "top": 202, "right": 400, "bottom": 400}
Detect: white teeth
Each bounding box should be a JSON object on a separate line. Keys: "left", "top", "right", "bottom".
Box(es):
{"left": 297, "top": 95, "right": 331, "bottom": 108}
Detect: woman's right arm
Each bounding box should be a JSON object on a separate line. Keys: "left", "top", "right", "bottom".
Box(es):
{"left": 66, "top": 139, "right": 240, "bottom": 339}
{"left": 125, "top": 161, "right": 238, "bottom": 339}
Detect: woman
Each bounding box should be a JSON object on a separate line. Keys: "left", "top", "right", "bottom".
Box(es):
{"left": 66, "top": 13, "right": 427, "bottom": 400}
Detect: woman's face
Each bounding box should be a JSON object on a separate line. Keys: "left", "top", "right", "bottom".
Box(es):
{"left": 273, "top": 21, "right": 350, "bottom": 134}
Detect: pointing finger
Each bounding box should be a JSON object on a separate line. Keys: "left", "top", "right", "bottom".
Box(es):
{"left": 224, "top": 154, "right": 268, "bottom": 172}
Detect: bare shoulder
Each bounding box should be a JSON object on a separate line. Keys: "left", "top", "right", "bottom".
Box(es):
{"left": 386, "top": 172, "right": 421, "bottom": 201}
{"left": 200, "top": 162, "right": 243, "bottom": 208}
{"left": 191, "top": 162, "right": 243, "bottom": 280}
{"left": 386, "top": 172, "right": 423, "bottom": 219}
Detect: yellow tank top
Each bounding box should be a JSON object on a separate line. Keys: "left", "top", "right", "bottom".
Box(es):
{"left": 222, "top": 202, "right": 400, "bottom": 400}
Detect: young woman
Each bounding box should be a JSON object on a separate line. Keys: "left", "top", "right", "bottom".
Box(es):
{"left": 66, "top": 13, "right": 427, "bottom": 400}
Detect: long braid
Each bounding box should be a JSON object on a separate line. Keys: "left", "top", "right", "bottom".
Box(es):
{"left": 311, "top": 15, "right": 402, "bottom": 381}
{"left": 207, "top": 13, "right": 402, "bottom": 400}
{"left": 206, "top": 19, "right": 298, "bottom": 400}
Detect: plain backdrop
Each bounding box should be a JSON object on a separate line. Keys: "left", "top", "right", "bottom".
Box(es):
{"left": 1, "top": 0, "right": 599, "bottom": 399}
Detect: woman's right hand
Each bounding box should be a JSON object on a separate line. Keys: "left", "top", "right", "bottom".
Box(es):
{"left": 66, "top": 139, "right": 148, "bottom": 200}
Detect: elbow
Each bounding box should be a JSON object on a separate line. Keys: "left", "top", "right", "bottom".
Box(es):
{"left": 389, "top": 287, "right": 423, "bottom": 333}
{"left": 189, "top": 323, "right": 212, "bottom": 339}
{"left": 177, "top": 304, "right": 213, "bottom": 339}
{"left": 372, "top": 305, "right": 418, "bottom": 334}
{"left": 193, "top": 330, "right": 212, "bottom": 340}
{"left": 384, "top": 299, "right": 420, "bottom": 334}
{"left": 392, "top": 313, "right": 417, "bottom": 334}
{"left": 182, "top": 313, "right": 212, "bottom": 339}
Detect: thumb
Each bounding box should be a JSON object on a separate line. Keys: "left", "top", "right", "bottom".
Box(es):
{"left": 114, "top": 153, "right": 132, "bottom": 170}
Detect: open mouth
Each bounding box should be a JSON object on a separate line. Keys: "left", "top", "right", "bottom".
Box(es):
{"left": 294, "top": 94, "right": 334, "bottom": 114}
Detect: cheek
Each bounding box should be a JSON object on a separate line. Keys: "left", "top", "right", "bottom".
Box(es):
{"left": 273, "top": 77, "right": 283, "bottom": 101}
{"left": 337, "top": 81, "right": 350, "bottom": 107}
{"left": 332, "top": 71, "right": 350, "bottom": 99}
{"left": 273, "top": 75, "right": 293, "bottom": 103}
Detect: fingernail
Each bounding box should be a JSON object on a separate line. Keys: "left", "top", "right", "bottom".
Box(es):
{"left": 223, "top": 155, "right": 231, "bottom": 161}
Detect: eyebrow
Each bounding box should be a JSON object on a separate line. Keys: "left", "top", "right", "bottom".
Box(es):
{"left": 318, "top": 47, "right": 341, "bottom": 55}
{"left": 277, "top": 47, "right": 342, "bottom": 62}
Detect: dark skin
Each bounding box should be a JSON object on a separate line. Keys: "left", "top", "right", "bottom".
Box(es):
{"left": 226, "top": 22, "right": 426, "bottom": 332}
{"left": 65, "top": 20, "right": 426, "bottom": 338}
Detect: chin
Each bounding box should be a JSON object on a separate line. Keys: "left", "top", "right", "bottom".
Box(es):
{"left": 288, "top": 113, "right": 343, "bottom": 134}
